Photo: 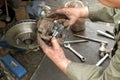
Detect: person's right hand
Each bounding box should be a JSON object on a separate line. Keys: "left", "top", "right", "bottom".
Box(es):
{"left": 37, "top": 33, "right": 71, "bottom": 74}
{"left": 47, "top": 7, "right": 89, "bottom": 27}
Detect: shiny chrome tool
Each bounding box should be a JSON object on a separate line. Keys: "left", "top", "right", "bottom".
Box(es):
{"left": 74, "top": 34, "right": 108, "bottom": 57}
{"left": 64, "top": 40, "right": 88, "bottom": 44}
{"left": 5, "top": 19, "right": 38, "bottom": 49}
{"left": 97, "top": 30, "right": 114, "bottom": 40}
{"left": 74, "top": 34, "right": 108, "bottom": 44}
{"left": 64, "top": 43, "right": 86, "bottom": 62}
{"left": 96, "top": 50, "right": 112, "bottom": 66}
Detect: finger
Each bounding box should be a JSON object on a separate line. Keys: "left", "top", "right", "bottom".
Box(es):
{"left": 47, "top": 12, "right": 68, "bottom": 19}
{"left": 64, "top": 19, "right": 76, "bottom": 26}
{"left": 37, "top": 33, "right": 49, "bottom": 50}
{"left": 47, "top": 12, "right": 57, "bottom": 18}
{"left": 51, "top": 37, "right": 61, "bottom": 49}
{"left": 55, "top": 8, "right": 67, "bottom": 14}
{"left": 47, "top": 8, "right": 68, "bottom": 19}
{"left": 68, "top": 20, "right": 76, "bottom": 26}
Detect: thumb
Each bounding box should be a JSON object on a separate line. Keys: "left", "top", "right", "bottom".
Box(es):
{"left": 64, "top": 19, "right": 77, "bottom": 27}
{"left": 37, "top": 33, "right": 49, "bottom": 50}
{"left": 51, "top": 37, "right": 60, "bottom": 49}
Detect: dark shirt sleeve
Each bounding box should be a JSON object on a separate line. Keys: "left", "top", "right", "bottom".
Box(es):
{"left": 66, "top": 4, "right": 120, "bottom": 80}
{"left": 88, "top": 3, "right": 115, "bottom": 23}
{"left": 66, "top": 62, "right": 104, "bottom": 80}
{"left": 66, "top": 48, "right": 120, "bottom": 80}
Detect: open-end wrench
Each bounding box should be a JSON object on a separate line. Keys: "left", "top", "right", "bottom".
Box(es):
{"left": 64, "top": 43, "right": 86, "bottom": 62}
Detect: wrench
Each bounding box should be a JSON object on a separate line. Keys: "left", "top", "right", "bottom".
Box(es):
{"left": 64, "top": 43, "right": 86, "bottom": 62}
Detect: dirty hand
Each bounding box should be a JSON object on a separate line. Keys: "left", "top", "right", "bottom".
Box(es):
{"left": 37, "top": 33, "right": 71, "bottom": 73}
{"left": 47, "top": 7, "right": 89, "bottom": 27}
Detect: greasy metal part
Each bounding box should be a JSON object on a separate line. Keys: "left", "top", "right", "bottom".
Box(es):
{"left": 99, "top": 43, "right": 107, "bottom": 57}
{"left": 6, "top": 18, "right": 67, "bottom": 49}
{"left": 6, "top": 19, "right": 38, "bottom": 49}
{"left": 52, "top": 24, "right": 65, "bottom": 37}
{"left": 37, "top": 18, "right": 67, "bottom": 44}
{"left": 64, "top": 43, "right": 86, "bottom": 62}
{"left": 37, "top": 18, "right": 54, "bottom": 41}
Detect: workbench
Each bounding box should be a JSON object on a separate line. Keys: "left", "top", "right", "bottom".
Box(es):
{"left": 29, "top": 20, "right": 115, "bottom": 80}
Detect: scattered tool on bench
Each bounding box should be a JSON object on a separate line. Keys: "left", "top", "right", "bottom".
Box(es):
{"left": 96, "top": 49, "right": 112, "bottom": 66}
{"left": 63, "top": 40, "right": 88, "bottom": 44}
{"left": 74, "top": 34, "right": 108, "bottom": 57}
{"left": 74, "top": 34, "right": 108, "bottom": 44}
{"left": 97, "top": 30, "right": 114, "bottom": 40}
{"left": 64, "top": 43, "right": 86, "bottom": 62}
{"left": 105, "top": 30, "right": 114, "bottom": 37}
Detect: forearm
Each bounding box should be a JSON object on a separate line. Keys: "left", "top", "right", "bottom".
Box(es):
{"left": 78, "top": 6, "right": 89, "bottom": 18}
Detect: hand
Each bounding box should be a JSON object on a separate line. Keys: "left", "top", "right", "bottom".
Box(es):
{"left": 37, "top": 33, "right": 71, "bottom": 74}
{"left": 47, "top": 7, "right": 89, "bottom": 27}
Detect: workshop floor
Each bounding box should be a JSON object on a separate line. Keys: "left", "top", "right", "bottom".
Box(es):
{"left": 29, "top": 0, "right": 114, "bottom": 80}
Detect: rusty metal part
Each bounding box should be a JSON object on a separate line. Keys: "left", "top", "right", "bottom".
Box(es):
{"left": 37, "top": 18, "right": 67, "bottom": 44}
{"left": 5, "top": 19, "right": 38, "bottom": 49}
{"left": 5, "top": 18, "right": 67, "bottom": 49}
{"left": 37, "top": 18, "right": 54, "bottom": 41}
